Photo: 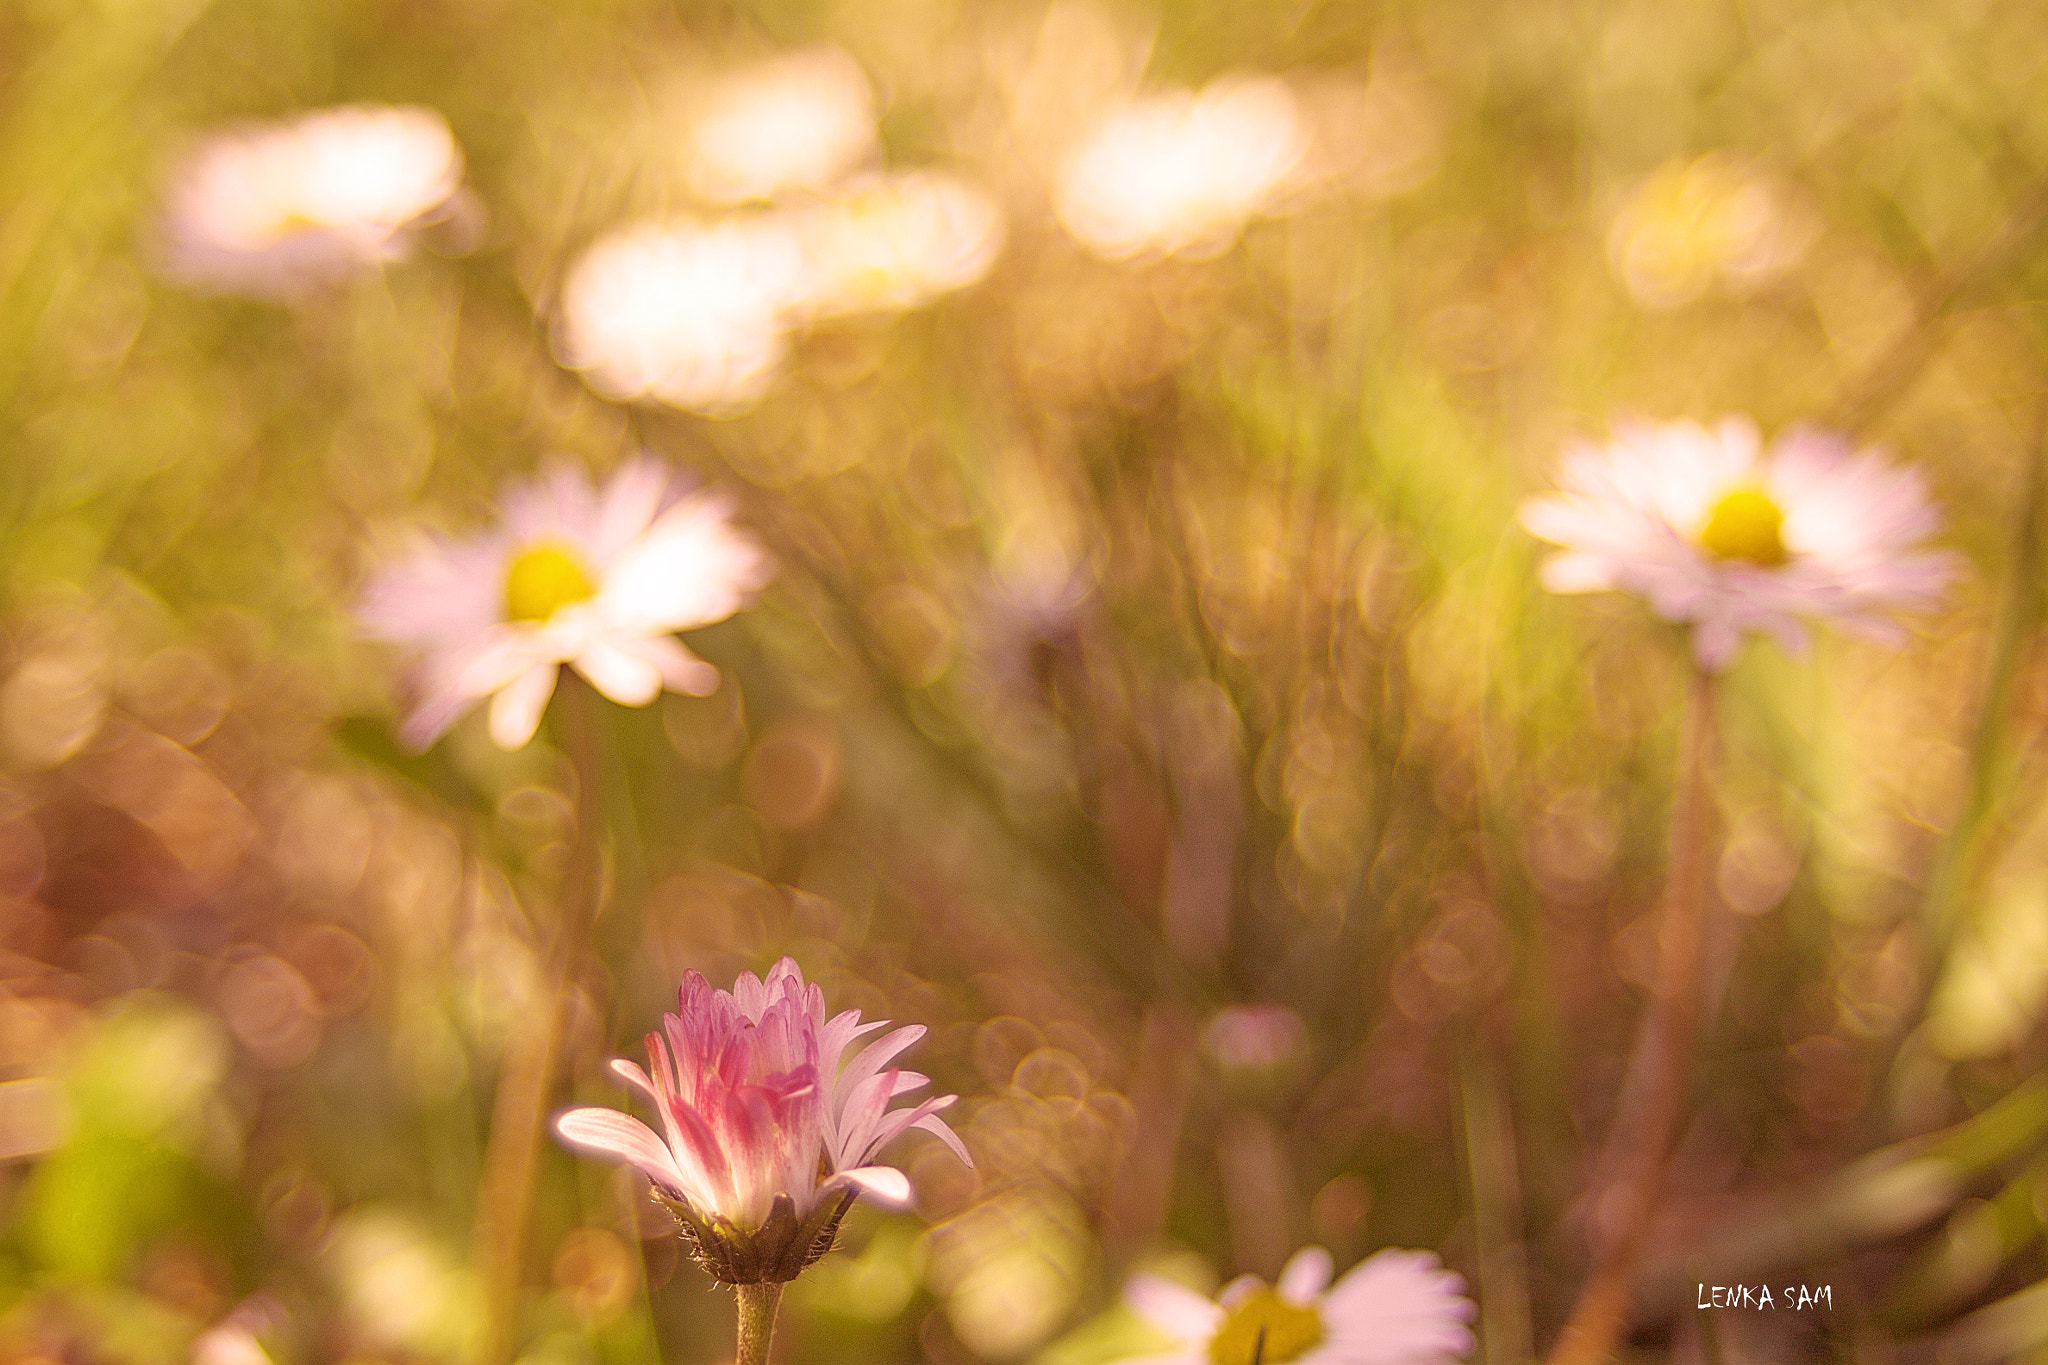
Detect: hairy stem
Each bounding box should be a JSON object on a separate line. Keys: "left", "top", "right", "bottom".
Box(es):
{"left": 1547, "top": 667, "right": 1717, "bottom": 1365}
{"left": 736, "top": 1282, "right": 785, "bottom": 1365}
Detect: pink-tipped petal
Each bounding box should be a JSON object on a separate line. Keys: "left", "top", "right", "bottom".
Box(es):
{"left": 909, "top": 1109, "right": 973, "bottom": 1168}
{"left": 835, "top": 1024, "right": 927, "bottom": 1111}
{"left": 1278, "top": 1245, "right": 1334, "bottom": 1304}
{"left": 1218, "top": 1274, "right": 1263, "bottom": 1309}
{"left": 609, "top": 1058, "right": 662, "bottom": 1107}
{"left": 1322, "top": 1249, "right": 1477, "bottom": 1364}
{"left": 554, "top": 1107, "right": 686, "bottom": 1194}
{"left": 588, "top": 458, "right": 672, "bottom": 565}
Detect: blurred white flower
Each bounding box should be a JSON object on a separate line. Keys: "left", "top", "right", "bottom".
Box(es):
{"left": 159, "top": 105, "right": 465, "bottom": 298}
{"left": 1055, "top": 76, "right": 1307, "bottom": 261}
{"left": 1520, "top": 418, "right": 1955, "bottom": 668}
{"left": 796, "top": 172, "right": 1005, "bottom": 318}
{"left": 555, "top": 217, "right": 811, "bottom": 415}
{"left": 686, "top": 47, "right": 878, "bottom": 205}
{"left": 1608, "top": 156, "right": 1811, "bottom": 307}
{"left": 358, "top": 458, "right": 769, "bottom": 750}
{"left": 1121, "top": 1246, "right": 1475, "bottom": 1365}
{"left": 555, "top": 957, "right": 970, "bottom": 1281}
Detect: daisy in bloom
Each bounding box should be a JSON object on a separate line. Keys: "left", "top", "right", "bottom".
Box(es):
{"left": 358, "top": 457, "right": 769, "bottom": 750}
{"left": 1519, "top": 417, "right": 1954, "bottom": 668}
{"left": 159, "top": 104, "right": 466, "bottom": 298}
{"left": 1121, "top": 1246, "right": 1475, "bottom": 1365}
{"left": 1055, "top": 76, "right": 1307, "bottom": 261}
{"left": 554, "top": 957, "right": 971, "bottom": 1283}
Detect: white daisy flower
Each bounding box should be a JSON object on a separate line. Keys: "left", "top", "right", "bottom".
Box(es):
{"left": 159, "top": 104, "right": 466, "bottom": 298}
{"left": 1055, "top": 76, "right": 1307, "bottom": 261}
{"left": 358, "top": 458, "right": 770, "bottom": 750}
{"left": 1121, "top": 1246, "right": 1475, "bottom": 1365}
{"left": 1520, "top": 417, "right": 1955, "bottom": 668}
{"left": 685, "top": 48, "right": 879, "bottom": 206}
{"left": 553, "top": 216, "right": 812, "bottom": 416}
{"left": 793, "top": 171, "right": 1006, "bottom": 319}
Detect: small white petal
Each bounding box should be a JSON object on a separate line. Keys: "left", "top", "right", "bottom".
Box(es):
{"left": 489, "top": 663, "right": 559, "bottom": 748}
{"left": 1538, "top": 552, "right": 1615, "bottom": 594}
{"left": 1218, "top": 1274, "right": 1263, "bottom": 1309}
{"left": 1125, "top": 1275, "right": 1224, "bottom": 1341}
{"left": 1279, "top": 1246, "right": 1335, "bottom": 1304}
{"left": 621, "top": 633, "right": 721, "bottom": 696}
{"left": 572, "top": 640, "right": 663, "bottom": 706}
{"left": 826, "top": 1164, "right": 912, "bottom": 1207}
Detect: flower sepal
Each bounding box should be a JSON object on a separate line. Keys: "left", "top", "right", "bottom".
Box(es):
{"left": 655, "top": 1187, "right": 857, "bottom": 1285}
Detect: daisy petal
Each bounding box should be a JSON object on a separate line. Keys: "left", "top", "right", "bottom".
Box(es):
{"left": 1322, "top": 1249, "right": 1477, "bottom": 1364}
{"left": 825, "top": 1164, "right": 913, "bottom": 1207}
{"left": 554, "top": 1107, "right": 686, "bottom": 1195}
{"left": 621, "top": 633, "right": 721, "bottom": 697}
{"left": 1125, "top": 1275, "right": 1225, "bottom": 1341}
{"left": 489, "top": 662, "right": 559, "bottom": 748}
{"left": 572, "top": 640, "right": 663, "bottom": 706}
{"left": 1279, "top": 1246, "right": 1334, "bottom": 1304}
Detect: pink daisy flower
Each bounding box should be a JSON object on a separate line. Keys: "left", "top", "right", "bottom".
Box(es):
{"left": 1519, "top": 417, "right": 1955, "bottom": 668}
{"left": 554, "top": 958, "right": 970, "bottom": 1280}
{"left": 358, "top": 457, "right": 769, "bottom": 750}
{"left": 1121, "top": 1246, "right": 1475, "bottom": 1365}
{"left": 159, "top": 104, "right": 467, "bottom": 298}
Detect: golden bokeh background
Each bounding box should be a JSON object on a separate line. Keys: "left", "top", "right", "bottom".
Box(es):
{"left": 2, "top": 0, "right": 2048, "bottom": 1362}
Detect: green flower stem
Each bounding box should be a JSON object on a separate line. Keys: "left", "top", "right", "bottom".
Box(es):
{"left": 736, "top": 1282, "right": 785, "bottom": 1365}
{"left": 1548, "top": 666, "right": 1718, "bottom": 1365}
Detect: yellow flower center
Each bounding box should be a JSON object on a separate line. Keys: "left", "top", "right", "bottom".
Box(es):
{"left": 257, "top": 210, "right": 326, "bottom": 243}
{"left": 504, "top": 542, "right": 597, "bottom": 624}
{"left": 1207, "top": 1290, "right": 1325, "bottom": 1365}
{"left": 1697, "top": 486, "right": 1788, "bottom": 566}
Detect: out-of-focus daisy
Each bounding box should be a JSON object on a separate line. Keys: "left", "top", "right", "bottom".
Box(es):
{"left": 1055, "top": 76, "right": 1307, "bottom": 261}
{"left": 1204, "top": 1003, "right": 1305, "bottom": 1072}
{"left": 1608, "top": 156, "right": 1811, "bottom": 308}
{"left": 686, "top": 48, "right": 878, "bottom": 205}
{"left": 1520, "top": 418, "right": 1954, "bottom": 668}
{"left": 795, "top": 172, "right": 1005, "bottom": 318}
{"left": 554, "top": 218, "right": 811, "bottom": 415}
{"left": 1121, "top": 1246, "right": 1475, "bottom": 1365}
{"left": 159, "top": 105, "right": 465, "bottom": 298}
{"left": 358, "top": 458, "right": 769, "bottom": 750}
{"left": 555, "top": 957, "right": 970, "bottom": 1283}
